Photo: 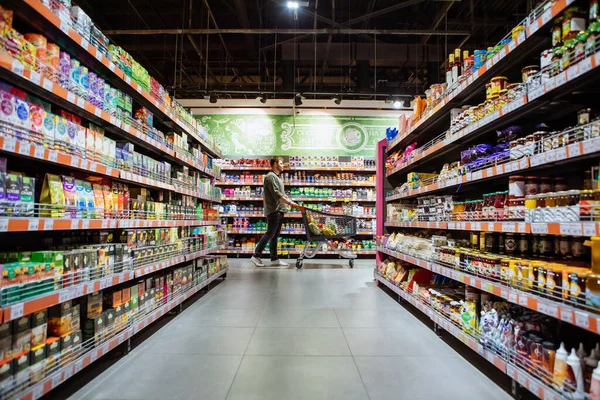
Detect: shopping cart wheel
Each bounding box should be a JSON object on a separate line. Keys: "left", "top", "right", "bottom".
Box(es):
{"left": 349, "top": 259, "right": 354, "bottom": 268}
{"left": 296, "top": 259, "right": 303, "bottom": 269}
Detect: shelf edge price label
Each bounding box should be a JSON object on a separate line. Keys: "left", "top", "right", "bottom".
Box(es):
{"left": 575, "top": 311, "right": 590, "bottom": 329}
{"left": 18, "top": 142, "right": 31, "bottom": 156}
{"left": 541, "top": 9, "right": 552, "bottom": 24}
{"left": 29, "top": 218, "right": 39, "bottom": 231}
{"left": 42, "top": 78, "right": 54, "bottom": 92}
{"left": 583, "top": 223, "right": 597, "bottom": 237}
{"left": 560, "top": 309, "right": 574, "bottom": 324}
{"left": 10, "top": 303, "right": 24, "bottom": 319}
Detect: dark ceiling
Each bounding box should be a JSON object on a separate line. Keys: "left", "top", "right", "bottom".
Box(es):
{"left": 77, "top": 0, "right": 534, "bottom": 99}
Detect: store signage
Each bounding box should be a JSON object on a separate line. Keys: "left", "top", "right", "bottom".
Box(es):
{"left": 195, "top": 114, "right": 397, "bottom": 156}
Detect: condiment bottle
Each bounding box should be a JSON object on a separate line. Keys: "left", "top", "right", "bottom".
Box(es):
{"left": 591, "top": 364, "right": 600, "bottom": 400}
{"left": 553, "top": 343, "right": 569, "bottom": 389}
{"left": 542, "top": 341, "right": 556, "bottom": 384}
{"left": 585, "top": 349, "right": 600, "bottom": 392}
{"left": 565, "top": 348, "right": 585, "bottom": 394}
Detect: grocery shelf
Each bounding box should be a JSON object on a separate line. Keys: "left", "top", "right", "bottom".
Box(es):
{"left": 222, "top": 197, "right": 376, "bottom": 203}
{"left": 374, "top": 272, "right": 564, "bottom": 400}
{"left": 388, "top": 46, "right": 600, "bottom": 179}
{"left": 217, "top": 182, "right": 375, "bottom": 187}
{"left": 386, "top": 0, "right": 574, "bottom": 154}
{"left": 226, "top": 229, "right": 374, "bottom": 235}
{"left": 220, "top": 213, "right": 376, "bottom": 219}
{"left": 220, "top": 166, "right": 376, "bottom": 172}
{"left": 386, "top": 134, "right": 600, "bottom": 201}
{"left": 213, "top": 248, "right": 376, "bottom": 256}
{"left": 9, "top": 267, "right": 228, "bottom": 400}
{"left": 1, "top": 246, "right": 224, "bottom": 322}
{"left": 6, "top": 0, "right": 222, "bottom": 158}
{"left": 377, "top": 246, "right": 600, "bottom": 335}
{"left": 384, "top": 221, "right": 600, "bottom": 237}
{"left": 0, "top": 217, "right": 219, "bottom": 233}
{"left": 0, "top": 51, "right": 219, "bottom": 180}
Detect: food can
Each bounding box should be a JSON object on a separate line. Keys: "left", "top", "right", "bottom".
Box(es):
{"left": 521, "top": 65, "right": 540, "bottom": 83}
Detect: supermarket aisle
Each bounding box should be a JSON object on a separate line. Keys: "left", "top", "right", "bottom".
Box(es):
{"left": 71, "top": 259, "right": 512, "bottom": 400}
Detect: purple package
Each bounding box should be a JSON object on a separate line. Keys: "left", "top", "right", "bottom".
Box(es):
{"left": 61, "top": 175, "right": 77, "bottom": 218}
{"left": 66, "top": 120, "right": 77, "bottom": 154}
{"left": 97, "top": 77, "right": 105, "bottom": 110}
{"left": 0, "top": 158, "right": 6, "bottom": 172}
{"left": 59, "top": 52, "right": 71, "bottom": 90}
{"left": 88, "top": 71, "right": 97, "bottom": 106}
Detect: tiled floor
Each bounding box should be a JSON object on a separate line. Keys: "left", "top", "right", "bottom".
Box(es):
{"left": 71, "top": 259, "right": 512, "bottom": 400}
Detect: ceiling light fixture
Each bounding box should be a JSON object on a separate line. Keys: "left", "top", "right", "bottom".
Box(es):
{"left": 209, "top": 93, "right": 217, "bottom": 104}
{"left": 332, "top": 96, "right": 342, "bottom": 105}
{"left": 294, "top": 93, "right": 303, "bottom": 106}
{"left": 287, "top": 1, "right": 300, "bottom": 8}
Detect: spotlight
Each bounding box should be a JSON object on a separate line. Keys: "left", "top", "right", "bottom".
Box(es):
{"left": 294, "top": 93, "right": 303, "bottom": 106}
{"left": 287, "top": 1, "right": 299, "bottom": 8}
{"left": 209, "top": 93, "right": 217, "bottom": 104}
{"left": 332, "top": 96, "right": 342, "bottom": 105}
{"left": 403, "top": 97, "right": 411, "bottom": 108}
{"left": 256, "top": 95, "right": 267, "bottom": 104}
{"left": 393, "top": 100, "right": 402, "bottom": 109}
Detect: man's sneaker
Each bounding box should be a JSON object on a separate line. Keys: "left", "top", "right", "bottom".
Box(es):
{"left": 251, "top": 256, "right": 265, "bottom": 267}
{"left": 271, "top": 259, "right": 289, "bottom": 267}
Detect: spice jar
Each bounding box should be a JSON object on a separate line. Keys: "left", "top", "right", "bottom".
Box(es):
{"left": 525, "top": 195, "right": 537, "bottom": 222}
{"left": 490, "top": 76, "right": 508, "bottom": 94}
{"left": 540, "top": 178, "right": 553, "bottom": 194}
{"left": 525, "top": 177, "right": 539, "bottom": 196}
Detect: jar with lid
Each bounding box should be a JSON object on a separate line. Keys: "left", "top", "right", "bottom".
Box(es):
{"left": 562, "top": 7, "right": 587, "bottom": 41}
{"left": 559, "top": 236, "right": 572, "bottom": 259}
{"left": 523, "top": 135, "right": 536, "bottom": 157}
{"left": 508, "top": 198, "right": 524, "bottom": 220}
{"left": 525, "top": 177, "right": 539, "bottom": 196}
{"left": 516, "top": 260, "right": 532, "bottom": 291}
{"left": 567, "top": 190, "right": 581, "bottom": 222}
{"left": 488, "top": 256, "right": 501, "bottom": 278}
{"left": 505, "top": 233, "right": 517, "bottom": 255}
{"left": 532, "top": 235, "right": 541, "bottom": 257}
{"left": 538, "top": 194, "right": 551, "bottom": 222}
{"left": 580, "top": 190, "right": 595, "bottom": 220}
{"left": 584, "top": 170, "right": 593, "bottom": 190}
{"left": 555, "top": 177, "right": 568, "bottom": 192}
{"left": 485, "top": 233, "right": 498, "bottom": 253}
{"left": 540, "top": 178, "right": 553, "bottom": 194}
{"left": 474, "top": 200, "right": 483, "bottom": 220}
{"left": 525, "top": 195, "right": 537, "bottom": 222}
{"left": 500, "top": 258, "right": 512, "bottom": 283}
{"left": 545, "top": 193, "right": 558, "bottom": 222}
{"left": 594, "top": 189, "right": 600, "bottom": 221}
{"left": 494, "top": 191, "right": 506, "bottom": 219}
{"left": 551, "top": 47, "right": 564, "bottom": 75}
{"left": 561, "top": 39, "right": 577, "bottom": 71}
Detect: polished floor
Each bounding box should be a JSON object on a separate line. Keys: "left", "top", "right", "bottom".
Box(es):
{"left": 71, "top": 259, "right": 512, "bottom": 400}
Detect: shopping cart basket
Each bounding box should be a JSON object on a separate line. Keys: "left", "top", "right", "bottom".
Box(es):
{"left": 296, "top": 206, "right": 358, "bottom": 269}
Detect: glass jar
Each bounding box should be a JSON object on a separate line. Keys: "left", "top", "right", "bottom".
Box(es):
{"left": 554, "top": 177, "right": 568, "bottom": 192}
{"left": 540, "top": 178, "right": 553, "bottom": 194}
{"left": 567, "top": 190, "right": 581, "bottom": 222}
{"left": 518, "top": 234, "right": 531, "bottom": 256}
{"left": 525, "top": 195, "right": 537, "bottom": 223}
{"left": 580, "top": 189, "right": 595, "bottom": 220}
{"left": 509, "top": 176, "right": 526, "bottom": 198}
{"left": 559, "top": 236, "right": 572, "bottom": 259}
{"left": 485, "top": 233, "right": 498, "bottom": 253}
{"left": 498, "top": 233, "right": 506, "bottom": 255}
{"left": 523, "top": 135, "right": 536, "bottom": 157}
{"left": 540, "top": 235, "right": 554, "bottom": 258}
{"left": 474, "top": 200, "right": 483, "bottom": 220}
{"left": 572, "top": 237, "right": 587, "bottom": 260}
{"left": 525, "top": 177, "right": 539, "bottom": 196}
{"left": 488, "top": 256, "right": 501, "bottom": 279}
{"left": 500, "top": 258, "right": 511, "bottom": 283}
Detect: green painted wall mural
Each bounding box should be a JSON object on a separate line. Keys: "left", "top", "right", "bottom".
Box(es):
{"left": 195, "top": 114, "right": 398, "bottom": 156}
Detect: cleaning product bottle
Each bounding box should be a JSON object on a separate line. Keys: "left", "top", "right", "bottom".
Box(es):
{"left": 553, "top": 343, "right": 569, "bottom": 389}
{"left": 591, "top": 364, "right": 600, "bottom": 400}
{"left": 565, "top": 348, "right": 585, "bottom": 396}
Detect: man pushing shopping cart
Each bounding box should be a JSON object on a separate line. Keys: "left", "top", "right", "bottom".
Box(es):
{"left": 251, "top": 156, "right": 357, "bottom": 269}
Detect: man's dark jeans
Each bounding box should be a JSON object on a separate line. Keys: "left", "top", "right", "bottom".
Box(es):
{"left": 253, "top": 212, "right": 284, "bottom": 261}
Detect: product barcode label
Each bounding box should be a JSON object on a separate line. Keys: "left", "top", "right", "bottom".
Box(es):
{"left": 541, "top": 9, "right": 552, "bottom": 24}
{"left": 0, "top": 219, "right": 8, "bottom": 232}
{"left": 519, "top": 296, "right": 529, "bottom": 306}
{"left": 70, "top": 157, "right": 80, "bottom": 168}
{"left": 108, "top": 61, "right": 115, "bottom": 72}
{"left": 94, "top": 49, "right": 103, "bottom": 62}
{"left": 528, "top": 85, "right": 545, "bottom": 100}
{"left": 52, "top": 373, "right": 62, "bottom": 388}
{"left": 568, "top": 143, "right": 582, "bottom": 158}
{"left": 580, "top": 57, "right": 593, "bottom": 75}
{"left": 28, "top": 219, "right": 39, "bottom": 231}
{"left": 33, "top": 145, "right": 45, "bottom": 159}
{"left": 567, "top": 64, "right": 581, "bottom": 80}
{"left": 3, "top": 137, "right": 16, "bottom": 152}
{"left": 574, "top": 311, "right": 590, "bottom": 329}
{"left": 74, "top": 359, "right": 83, "bottom": 373}
{"left": 29, "top": 70, "right": 41, "bottom": 86}
{"left": 32, "top": 385, "right": 44, "bottom": 400}
{"left": 528, "top": 18, "right": 541, "bottom": 34}
{"left": 583, "top": 223, "right": 598, "bottom": 237}
{"left": 545, "top": 77, "right": 556, "bottom": 92}
{"left": 583, "top": 138, "right": 600, "bottom": 154}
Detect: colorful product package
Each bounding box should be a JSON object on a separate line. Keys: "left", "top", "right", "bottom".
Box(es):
{"left": 61, "top": 175, "right": 77, "bottom": 218}
{"left": 85, "top": 127, "right": 95, "bottom": 159}
{"left": 4, "top": 173, "right": 21, "bottom": 217}
{"left": 75, "top": 179, "right": 86, "bottom": 218}
{"left": 54, "top": 115, "right": 68, "bottom": 152}
{"left": 66, "top": 120, "right": 77, "bottom": 155}
{"left": 101, "top": 179, "right": 115, "bottom": 218}
{"left": 40, "top": 174, "right": 65, "bottom": 218}
{"left": 93, "top": 126, "right": 104, "bottom": 163}
{"left": 58, "top": 51, "right": 71, "bottom": 89}
{"left": 0, "top": 5, "right": 13, "bottom": 34}
{"left": 29, "top": 102, "right": 44, "bottom": 139}
{"left": 75, "top": 123, "right": 86, "bottom": 158}
{"left": 20, "top": 39, "right": 37, "bottom": 71}
{"left": 42, "top": 111, "right": 56, "bottom": 149}
{"left": 91, "top": 183, "right": 104, "bottom": 218}
{"left": 45, "top": 43, "right": 60, "bottom": 83}
{"left": 13, "top": 97, "right": 30, "bottom": 134}
{"left": 79, "top": 65, "right": 88, "bottom": 100}
{"left": 3, "top": 28, "right": 23, "bottom": 58}
{"left": 69, "top": 58, "right": 80, "bottom": 96}
{"left": 0, "top": 90, "right": 16, "bottom": 126}
{"left": 18, "top": 176, "right": 34, "bottom": 217}
{"left": 83, "top": 181, "right": 96, "bottom": 218}
{"left": 23, "top": 34, "right": 47, "bottom": 76}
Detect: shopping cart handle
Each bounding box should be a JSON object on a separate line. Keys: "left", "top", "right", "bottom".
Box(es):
{"left": 296, "top": 205, "right": 306, "bottom": 212}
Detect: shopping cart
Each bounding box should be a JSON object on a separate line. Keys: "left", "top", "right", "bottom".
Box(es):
{"left": 296, "top": 206, "right": 358, "bottom": 269}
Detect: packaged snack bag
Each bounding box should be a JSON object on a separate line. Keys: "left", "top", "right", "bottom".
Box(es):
{"left": 0, "top": 5, "right": 13, "bottom": 34}
{"left": 42, "top": 111, "right": 56, "bottom": 149}
{"left": 0, "top": 90, "right": 16, "bottom": 126}
{"left": 14, "top": 97, "right": 30, "bottom": 133}
{"left": 39, "top": 174, "right": 65, "bottom": 218}
{"left": 83, "top": 181, "right": 95, "bottom": 218}
{"left": 85, "top": 127, "right": 95, "bottom": 159}
{"left": 24, "top": 34, "right": 47, "bottom": 76}
{"left": 94, "top": 126, "right": 104, "bottom": 163}
{"left": 66, "top": 120, "right": 77, "bottom": 155}
{"left": 20, "top": 39, "right": 37, "bottom": 71}
{"left": 92, "top": 183, "right": 104, "bottom": 218}
{"left": 61, "top": 176, "right": 77, "bottom": 218}
{"left": 78, "top": 65, "right": 88, "bottom": 100}
{"left": 101, "top": 179, "right": 114, "bottom": 218}
{"left": 75, "top": 123, "right": 86, "bottom": 159}
{"left": 58, "top": 52, "right": 70, "bottom": 89}
{"left": 18, "top": 176, "right": 34, "bottom": 217}
{"left": 69, "top": 59, "right": 80, "bottom": 96}
{"left": 45, "top": 43, "right": 60, "bottom": 83}
{"left": 4, "top": 173, "right": 20, "bottom": 216}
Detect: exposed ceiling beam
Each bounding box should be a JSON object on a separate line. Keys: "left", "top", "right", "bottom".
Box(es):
{"left": 362, "top": 0, "right": 378, "bottom": 29}
{"left": 319, "top": 0, "right": 335, "bottom": 89}
{"left": 422, "top": 1, "right": 454, "bottom": 44}
{"left": 103, "top": 28, "right": 469, "bottom": 35}
{"left": 344, "top": 0, "right": 460, "bottom": 27}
